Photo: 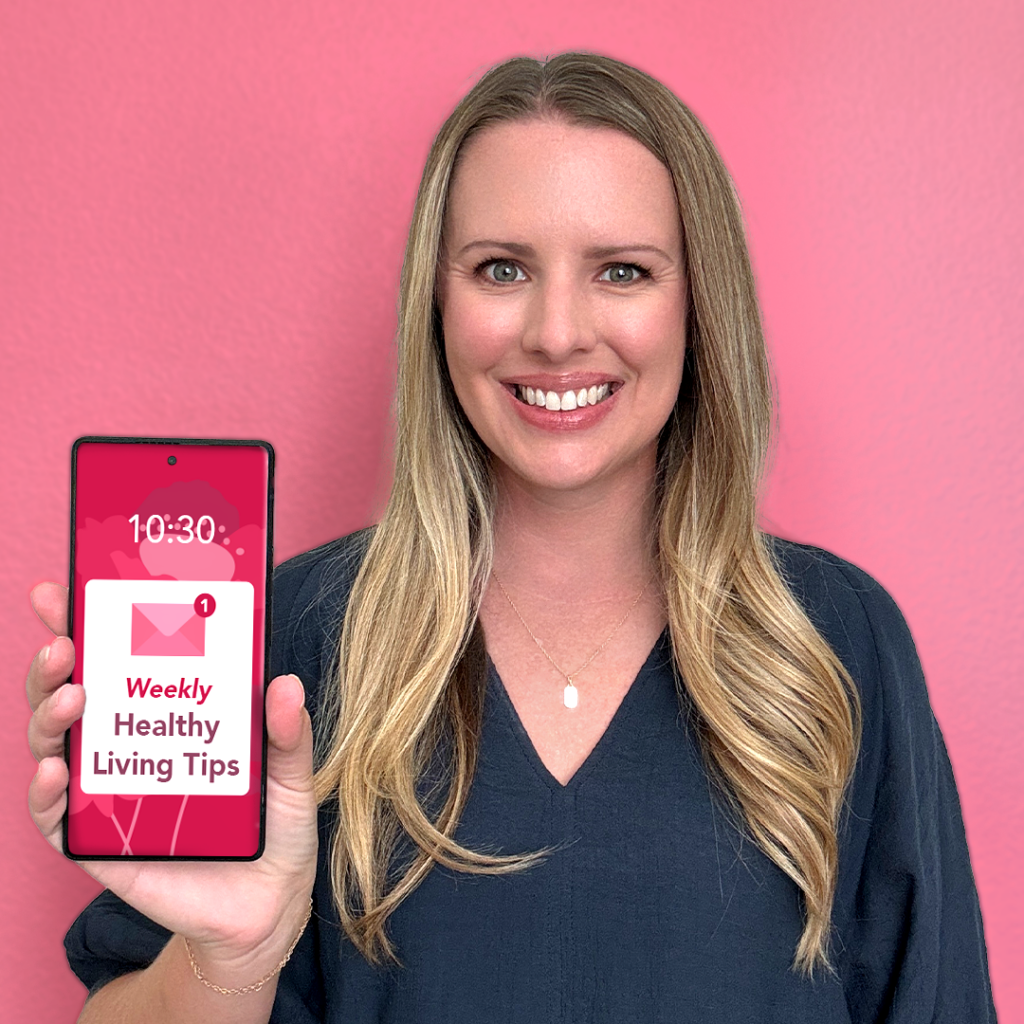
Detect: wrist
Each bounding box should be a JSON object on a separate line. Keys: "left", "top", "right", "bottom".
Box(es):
{"left": 183, "top": 896, "right": 313, "bottom": 996}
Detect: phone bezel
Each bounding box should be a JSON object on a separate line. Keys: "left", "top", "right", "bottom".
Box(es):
{"left": 63, "top": 436, "right": 274, "bottom": 861}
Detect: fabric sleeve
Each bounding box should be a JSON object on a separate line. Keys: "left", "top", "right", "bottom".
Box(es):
{"left": 62, "top": 531, "right": 369, "bottom": 1015}
{"left": 63, "top": 888, "right": 173, "bottom": 995}
{"left": 817, "top": 553, "right": 998, "bottom": 1023}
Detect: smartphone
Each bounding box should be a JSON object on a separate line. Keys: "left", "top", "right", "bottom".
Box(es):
{"left": 64, "top": 437, "right": 273, "bottom": 859}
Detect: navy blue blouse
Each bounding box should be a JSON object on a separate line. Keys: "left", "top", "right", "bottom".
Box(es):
{"left": 65, "top": 532, "right": 997, "bottom": 1021}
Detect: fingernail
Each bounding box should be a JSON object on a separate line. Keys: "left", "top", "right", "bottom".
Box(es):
{"left": 39, "top": 644, "right": 50, "bottom": 665}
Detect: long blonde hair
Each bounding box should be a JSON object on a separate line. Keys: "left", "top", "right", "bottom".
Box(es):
{"left": 314, "top": 52, "right": 860, "bottom": 976}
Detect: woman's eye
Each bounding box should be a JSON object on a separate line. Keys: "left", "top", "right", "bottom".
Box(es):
{"left": 482, "top": 260, "right": 524, "bottom": 283}
{"left": 601, "top": 264, "right": 648, "bottom": 284}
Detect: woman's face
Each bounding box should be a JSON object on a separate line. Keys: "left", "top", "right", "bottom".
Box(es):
{"left": 439, "top": 118, "right": 687, "bottom": 501}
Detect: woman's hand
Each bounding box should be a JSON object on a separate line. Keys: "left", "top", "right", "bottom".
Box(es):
{"left": 26, "top": 581, "right": 318, "bottom": 984}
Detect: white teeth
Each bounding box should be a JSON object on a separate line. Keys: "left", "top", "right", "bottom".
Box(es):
{"left": 514, "top": 384, "right": 615, "bottom": 409}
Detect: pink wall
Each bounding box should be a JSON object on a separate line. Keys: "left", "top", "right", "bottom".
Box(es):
{"left": 2, "top": 2, "right": 1020, "bottom": 1019}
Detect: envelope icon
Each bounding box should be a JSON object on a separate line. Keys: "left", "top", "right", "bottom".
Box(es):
{"left": 131, "top": 603, "right": 205, "bottom": 656}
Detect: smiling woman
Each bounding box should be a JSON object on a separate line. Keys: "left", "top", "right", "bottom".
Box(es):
{"left": 31, "top": 51, "right": 996, "bottom": 1024}
{"left": 440, "top": 120, "right": 688, "bottom": 496}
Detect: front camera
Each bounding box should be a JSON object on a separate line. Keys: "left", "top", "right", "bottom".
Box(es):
{"left": 167, "top": 455, "right": 177, "bottom": 466}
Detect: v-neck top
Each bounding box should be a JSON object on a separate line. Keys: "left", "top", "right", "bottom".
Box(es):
{"left": 65, "top": 529, "right": 997, "bottom": 1022}
{"left": 484, "top": 635, "right": 669, "bottom": 794}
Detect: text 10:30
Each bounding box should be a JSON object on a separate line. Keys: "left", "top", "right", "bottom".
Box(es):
{"left": 128, "top": 514, "right": 217, "bottom": 545}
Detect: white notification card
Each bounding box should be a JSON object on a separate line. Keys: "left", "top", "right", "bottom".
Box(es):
{"left": 80, "top": 579, "right": 254, "bottom": 795}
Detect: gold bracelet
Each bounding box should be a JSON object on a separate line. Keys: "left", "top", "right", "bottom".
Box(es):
{"left": 183, "top": 898, "right": 313, "bottom": 996}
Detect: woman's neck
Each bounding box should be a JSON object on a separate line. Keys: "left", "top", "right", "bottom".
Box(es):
{"left": 489, "top": 460, "right": 660, "bottom": 602}
{"left": 481, "top": 456, "right": 669, "bottom": 705}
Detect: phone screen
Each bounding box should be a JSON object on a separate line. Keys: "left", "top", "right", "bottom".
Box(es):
{"left": 65, "top": 438, "right": 272, "bottom": 859}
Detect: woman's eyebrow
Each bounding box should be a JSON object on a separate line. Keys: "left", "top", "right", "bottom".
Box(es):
{"left": 583, "top": 243, "right": 675, "bottom": 262}
{"left": 454, "top": 240, "right": 535, "bottom": 259}
{"left": 453, "top": 240, "right": 675, "bottom": 261}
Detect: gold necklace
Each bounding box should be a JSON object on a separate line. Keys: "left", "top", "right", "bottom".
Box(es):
{"left": 491, "top": 570, "right": 653, "bottom": 709}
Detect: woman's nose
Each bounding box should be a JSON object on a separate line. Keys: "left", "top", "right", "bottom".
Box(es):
{"left": 520, "top": 275, "right": 597, "bottom": 359}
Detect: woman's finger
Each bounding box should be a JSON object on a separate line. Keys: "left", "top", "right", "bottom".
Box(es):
{"left": 27, "top": 679, "right": 84, "bottom": 762}
{"left": 29, "top": 581, "right": 68, "bottom": 637}
{"left": 25, "top": 634, "right": 76, "bottom": 713}
{"left": 28, "top": 756, "right": 70, "bottom": 851}
{"left": 261, "top": 675, "right": 318, "bottom": 877}
{"left": 264, "top": 674, "right": 315, "bottom": 794}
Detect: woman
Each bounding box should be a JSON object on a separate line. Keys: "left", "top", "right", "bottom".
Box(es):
{"left": 27, "top": 52, "right": 995, "bottom": 1021}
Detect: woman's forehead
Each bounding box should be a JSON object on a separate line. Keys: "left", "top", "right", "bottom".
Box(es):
{"left": 443, "top": 119, "right": 682, "bottom": 256}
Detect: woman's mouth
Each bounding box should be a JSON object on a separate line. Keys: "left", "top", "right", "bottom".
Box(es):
{"left": 511, "top": 382, "right": 617, "bottom": 411}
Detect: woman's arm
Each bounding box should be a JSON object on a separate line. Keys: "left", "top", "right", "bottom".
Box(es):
{"left": 27, "top": 583, "right": 318, "bottom": 1024}
{"left": 77, "top": 934, "right": 283, "bottom": 1024}
{"left": 794, "top": 548, "right": 998, "bottom": 1022}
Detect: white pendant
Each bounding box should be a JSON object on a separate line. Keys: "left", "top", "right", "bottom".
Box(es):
{"left": 563, "top": 682, "right": 578, "bottom": 709}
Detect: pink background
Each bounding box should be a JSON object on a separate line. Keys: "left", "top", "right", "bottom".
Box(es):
{"left": 1, "top": 2, "right": 1020, "bottom": 1020}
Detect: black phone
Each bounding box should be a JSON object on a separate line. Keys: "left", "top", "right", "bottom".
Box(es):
{"left": 64, "top": 437, "right": 273, "bottom": 859}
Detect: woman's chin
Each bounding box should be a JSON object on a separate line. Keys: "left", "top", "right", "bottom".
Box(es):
{"left": 492, "top": 450, "right": 659, "bottom": 502}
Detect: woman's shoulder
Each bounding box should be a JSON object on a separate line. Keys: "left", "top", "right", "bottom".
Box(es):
{"left": 269, "top": 526, "right": 376, "bottom": 701}
{"left": 273, "top": 526, "right": 375, "bottom": 613}
{"left": 768, "top": 534, "right": 904, "bottom": 625}
{"left": 765, "top": 534, "right": 929, "bottom": 718}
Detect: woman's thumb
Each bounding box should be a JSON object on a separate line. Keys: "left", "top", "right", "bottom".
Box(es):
{"left": 265, "top": 674, "right": 314, "bottom": 791}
